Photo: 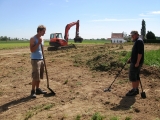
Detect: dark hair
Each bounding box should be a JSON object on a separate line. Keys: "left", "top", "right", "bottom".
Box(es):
{"left": 37, "top": 25, "right": 46, "bottom": 33}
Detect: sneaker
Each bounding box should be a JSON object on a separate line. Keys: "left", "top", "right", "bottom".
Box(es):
{"left": 36, "top": 88, "right": 47, "bottom": 95}
{"left": 30, "top": 90, "right": 36, "bottom": 98}
{"left": 126, "top": 88, "right": 139, "bottom": 96}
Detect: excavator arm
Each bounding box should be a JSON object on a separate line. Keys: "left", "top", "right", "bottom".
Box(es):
{"left": 64, "top": 20, "right": 80, "bottom": 42}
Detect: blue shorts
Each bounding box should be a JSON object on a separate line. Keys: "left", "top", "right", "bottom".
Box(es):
{"left": 129, "top": 63, "right": 142, "bottom": 82}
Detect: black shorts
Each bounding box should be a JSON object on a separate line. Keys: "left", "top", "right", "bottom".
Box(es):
{"left": 129, "top": 63, "right": 142, "bottom": 82}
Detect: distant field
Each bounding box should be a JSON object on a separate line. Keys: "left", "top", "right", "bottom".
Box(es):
{"left": 68, "top": 40, "right": 110, "bottom": 44}
{"left": 0, "top": 41, "right": 49, "bottom": 50}
{"left": 0, "top": 40, "right": 110, "bottom": 49}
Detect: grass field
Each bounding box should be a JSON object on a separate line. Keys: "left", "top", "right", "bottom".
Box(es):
{"left": 0, "top": 40, "right": 110, "bottom": 50}
{"left": 120, "top": 49, "right": 160, "bottom": 67}
{"left": 0, "top": 41, "right": 48, "bottom": 50}
{"left": 69, "top": 40, "right": 110, "bottom": 44}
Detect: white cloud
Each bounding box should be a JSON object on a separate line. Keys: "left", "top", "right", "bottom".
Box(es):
{"left": 150, "top": 11, "right": 160, "bottom": 14}
{"left": 140, "top": 11, "right": 160, "bottom": 16}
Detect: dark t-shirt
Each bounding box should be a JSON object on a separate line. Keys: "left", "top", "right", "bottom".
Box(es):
{"left": 131, "top": 38, "right": 144, "bottom": 64}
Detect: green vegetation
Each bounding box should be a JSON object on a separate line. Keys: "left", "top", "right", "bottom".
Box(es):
{"left": 86, "top": 49, "right": 160, "bottom": 72}
{"left": 0, "top": 41, "right": 49, "bottom": 50}
{"left": 63, "top": 79, "right": 68, "bottom": 84}
{"left": 87, "top": 52, "right": 124, "bottom": 71}
{"left": 125, "top": 116, "right": 132, "bottom": 120}
{"left": 110, "top": 116, "right": 119, "bottom": 120}
{"left": 69, "top": 39, "right": 110, "bottom": 44}
{"left": 75, "top": 115, "right": 81, "bottom": 120}
{"left": 24, "top": 111, "right": 34, "bottom": 120}
{"left": 146, "top": 31, "right": 156, "bottom": 40}
{"left": 0, "top": 40, "right": 109, "bottom": 50}
{"left": 0, "top": 90, "right": 3, "bottom": 96}
{"left": 141, "top": 19, "right": 146, "bottom": 39}
{"left": 144, "top": 49, "right": 160, "bottom": 66}
{"left": 120, "top": 49, "right": 160, "bottom": 67}
{"left": 24, "top": 103, "right": 55, "bottom": 120}
{"left": 91, "top": 112, "right": 105, "bottom": 120}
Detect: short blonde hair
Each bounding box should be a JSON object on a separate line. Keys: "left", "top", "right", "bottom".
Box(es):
{"left": 37, "top": 25, "right": 46, "bottom": 33}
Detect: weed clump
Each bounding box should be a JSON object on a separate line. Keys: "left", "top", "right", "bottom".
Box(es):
{"left": 91, "top": 112, "right": 105, "bottom": 120}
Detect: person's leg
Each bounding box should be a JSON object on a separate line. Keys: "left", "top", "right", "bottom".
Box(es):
{"left": 36, "top": 60, "right": 44, "bottom": 89}
{"left": 32, "top": 81, "right": 36, "bottom": 90}
{"left": 36, "top": 60, "right": 47, "bottom": 94}
{"left": 36, "top": 81, "right": 40, "bottom": 89}
{"left": 132, "top": 80, "right": 139, "bottom": 89}
{"left": 31, "top": 60, "right": 40, "bottom": 90}
{"left": 31, "top": 60, "right": 38, "bottom": 98}
{"left": 126, "top": 63, "right": 139, "bottom": 96}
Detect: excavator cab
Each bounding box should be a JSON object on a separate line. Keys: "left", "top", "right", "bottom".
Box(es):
{"left": 48, "top": 33, "right": 68, "bottom": 51}
{"left": 50, "top": 33, "right": 63, "bottom": 39}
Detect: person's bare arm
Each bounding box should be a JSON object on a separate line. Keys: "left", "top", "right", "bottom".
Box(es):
{"left": 135, "top": 54, "right": 142, "bottom": 67}
{"left": 30, "top": 37, "right": 42, "bottom": 52}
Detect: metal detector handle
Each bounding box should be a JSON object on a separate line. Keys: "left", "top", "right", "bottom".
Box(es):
{"left": 109, "top": 63, "right": 127, "bottom": 87}
{"left": 41, "top": 44, "right": 49, "bottom": 88}
{"left": 115, "top": 63, "right": 127, "bottom": 78}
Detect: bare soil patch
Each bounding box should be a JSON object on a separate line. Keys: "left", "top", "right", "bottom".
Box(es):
{"left": 0, "top": 44, "right": 160, "bottom": 120}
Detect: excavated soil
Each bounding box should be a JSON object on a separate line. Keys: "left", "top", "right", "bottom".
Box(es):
{"left": 0, "top": 44, "right": 160, "bottom": 120}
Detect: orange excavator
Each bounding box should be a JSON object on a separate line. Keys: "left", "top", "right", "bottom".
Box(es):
{"left": 47, "top": 20, "right": 83, "bottom": 51}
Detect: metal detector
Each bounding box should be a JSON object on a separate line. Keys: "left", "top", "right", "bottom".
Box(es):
{"left": 104, "top": 63, "right": 127, "bottom": 92}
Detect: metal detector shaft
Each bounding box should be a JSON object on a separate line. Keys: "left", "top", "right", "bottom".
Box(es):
{"left": 104, "top": 63, "right": 127, "bottom": 92}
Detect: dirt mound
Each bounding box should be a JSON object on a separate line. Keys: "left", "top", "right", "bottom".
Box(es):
{"left": 141, "top": 65, "right": 160, "bottom": 79}
{"left": 86, "top": 53, "right": 124, "bottom": 72}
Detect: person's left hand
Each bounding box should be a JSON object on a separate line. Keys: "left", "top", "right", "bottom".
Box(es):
{"left": 135, "top": 62, "right": 139, "bottom": 67}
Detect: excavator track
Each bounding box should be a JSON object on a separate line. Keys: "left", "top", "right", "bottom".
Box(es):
{"left": 47, "top": 44, "right": 76, "bottom": 51}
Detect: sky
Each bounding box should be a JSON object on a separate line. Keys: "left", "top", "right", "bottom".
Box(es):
{"left": 0, "top": 0, "right": 160, "bottom": 39}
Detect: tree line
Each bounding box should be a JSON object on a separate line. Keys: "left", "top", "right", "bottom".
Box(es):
{"left": 0, "top": 36, "right": 28, "bottom": 41}
{"left": 141, "top": 19, "right": 159, "bottom": 40}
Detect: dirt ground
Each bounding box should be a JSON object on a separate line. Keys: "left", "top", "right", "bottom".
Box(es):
{"left": 0, "top": 44, "right": 160, "bottom": 120}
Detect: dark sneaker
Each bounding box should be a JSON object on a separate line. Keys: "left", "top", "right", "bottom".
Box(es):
{"left": 126, "top": 88, "right": 139, "bottom": 96}
{"left": 137, "top": 88, "right": 139, "bottom": 94}
{"left": 30, "top": 90, "right": 36, "bottom": 98}
{"left": 36, "top": 88, "right": 47, "bottom": 95}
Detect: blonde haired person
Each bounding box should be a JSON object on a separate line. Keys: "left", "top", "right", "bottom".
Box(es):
{"left": 30, "top": 25, "right": 47, "bottom": 98}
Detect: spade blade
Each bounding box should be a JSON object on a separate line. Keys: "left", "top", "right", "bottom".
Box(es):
{"left": 141, "top": 92, "right": 146, "bottom": 99}
{"left": 104, "top": 88, "right": 111, "bottom": 92}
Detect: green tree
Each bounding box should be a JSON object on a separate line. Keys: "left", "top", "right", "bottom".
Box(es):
{"left": 141, "top": 19, "right": 146, "bottom": 39}
{"left": 146, "top": 31, "right": 156, "bottom": 39}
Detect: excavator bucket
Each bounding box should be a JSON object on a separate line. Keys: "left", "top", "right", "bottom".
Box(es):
{"left": 74, "top": 37, "right": 83, "bottom": 43}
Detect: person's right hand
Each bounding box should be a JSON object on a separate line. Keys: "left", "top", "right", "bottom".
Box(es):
{"left": 38, "top": 38, "right": 42, "bottom": 45}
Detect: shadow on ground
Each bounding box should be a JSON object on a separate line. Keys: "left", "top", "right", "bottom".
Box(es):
{"left": 111, "top": 96, "right": 136, "bottom": 111}
{"left": 0, "top": 96, "right": 35, "bottom": 113}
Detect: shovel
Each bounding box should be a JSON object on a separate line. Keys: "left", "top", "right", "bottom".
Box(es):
{"left": 41, "top": 44, "right": 56, "bottom": 95}
{"left": 139, "top": 79, "right": 146, "bottom": 99}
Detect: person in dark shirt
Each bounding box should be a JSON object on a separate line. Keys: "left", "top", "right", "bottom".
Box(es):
{"left": 126, "top": 30, "right": 144, "bottom": 96}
